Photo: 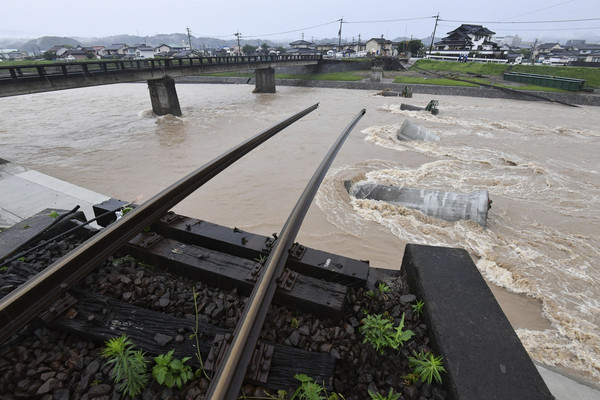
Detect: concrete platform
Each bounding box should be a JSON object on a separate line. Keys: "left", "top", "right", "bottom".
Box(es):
{"left": 401, "top": 243, "right": 600, "bottom": 400}
{"left": 0, "top": 159, "right": 110, "bottom": 230}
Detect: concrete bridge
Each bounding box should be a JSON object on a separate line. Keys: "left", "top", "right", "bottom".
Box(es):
{"left": 0, "top": 55, "right": 321, "bottom": 115}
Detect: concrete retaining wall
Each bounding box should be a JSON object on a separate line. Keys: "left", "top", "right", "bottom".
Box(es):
{"left": 176, "top": 75, "right": 600, "bottom": 107}
{"left": 401, "top": 244, "right": 554, "bottom": 400}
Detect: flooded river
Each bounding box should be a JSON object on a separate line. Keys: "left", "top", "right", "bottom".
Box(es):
{"left": 1, "top": 83, "right": 599, "bottom": 386}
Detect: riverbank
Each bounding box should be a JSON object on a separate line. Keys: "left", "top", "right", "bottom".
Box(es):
{"left": 176, "top": 75, "right": 600, "bottom": 107}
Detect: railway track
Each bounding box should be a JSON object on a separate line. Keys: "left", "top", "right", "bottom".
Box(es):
{"left": 0, "top": 107, "right": 444, "bottom": 399}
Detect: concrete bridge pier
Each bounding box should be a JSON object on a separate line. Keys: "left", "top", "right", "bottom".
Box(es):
{"left": 147, "top": 77, "right": 182, "bottom": 116}
{"left": 253, "top": 68, "right": 276, "bottom": 93}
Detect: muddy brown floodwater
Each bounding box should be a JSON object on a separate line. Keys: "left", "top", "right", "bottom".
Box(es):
{"left": 1, "top": 82, "right": 599, "bottom": 386}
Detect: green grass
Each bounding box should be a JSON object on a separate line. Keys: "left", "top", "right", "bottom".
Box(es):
{"left": 393, "top": 76, "right": 479, "bottom": 87}
{"left": 411, "top": 58, "right": 600, "bottom": 89}
{"left": 511, "top": 64, "right": 600, "bottom": 87}
{"left": 411, "top": 59, "right": 509, "bottom": 76}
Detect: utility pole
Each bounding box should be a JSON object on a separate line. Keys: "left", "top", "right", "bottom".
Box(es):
{"left": 428, "top": 13, "right": 439, "bottom": 57}
{"left": 235, "top": 31, "right": 241, "bottom": 55}
{"left": 338, "top": 17, "right": 343, "bottom": 48}
{"left": 186, "top": 27, "right": 193, "bottom": 51}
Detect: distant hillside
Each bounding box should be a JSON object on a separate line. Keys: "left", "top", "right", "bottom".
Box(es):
{"left": 19, "top": 36, "right": 82, "bottom": 52}
{"left": 1, "top": 33, "right": 286, "bottom": 52}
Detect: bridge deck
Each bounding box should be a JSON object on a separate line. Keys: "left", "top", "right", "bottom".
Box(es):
{"left": 0, "top": 55, "right": 321, "bottom": 97}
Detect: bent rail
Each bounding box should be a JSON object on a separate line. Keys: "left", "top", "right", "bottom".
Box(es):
{"left": 206, "top": 109, "right": 366, "bottom": 399}
{"left": 0, "top": 103, "right": 319, "bottom": 344}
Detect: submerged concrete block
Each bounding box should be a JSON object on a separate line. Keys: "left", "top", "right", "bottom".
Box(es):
{"left": 401, "top": 244, "right": 554, "bottom": 400}
{"left": 397, "top": 119, "right": 440, "bottom": 141}
{"left": 254, "top": 67, "right": 276, "bottom": 93}
{"left": 346, "top": 181, "right": 490, "bottom": 227}
{"left": 147, "top": 77, "right": 182, "bottom": 116}
{"left": 371, "top": 67, "right": 383, "bottom": 82}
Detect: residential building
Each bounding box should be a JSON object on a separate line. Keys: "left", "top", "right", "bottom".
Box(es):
{"left": 153, "top": 44, "right": 172, "bottom": 57}
{"left": 58, "top": 49, "right": 88, "bottom": 61}
{"left": 432, "top": 24, "right": 507, "bottom": 59}
{"left": 135, "top": 45, "right": 154, "bottom": 59}
{"left": 288, "top": 40, "right": 317, "bottom": 55}
{"left": 366, "top": 37, "right": 393, "bottom": 55}
{"left": 101, "top": 44, "right": 129, "bottom": 57}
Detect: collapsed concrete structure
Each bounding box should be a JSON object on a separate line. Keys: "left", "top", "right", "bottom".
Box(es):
{"left": 345, "top": 180, "right": 491, "bottom": 227}
{"left": 396, "top": 119, "right": 440, "bottom": 141}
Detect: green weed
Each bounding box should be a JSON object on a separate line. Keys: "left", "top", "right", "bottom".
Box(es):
{"left": 359, "top": 313, "right": 414, "bottom": 355}
{"left": 408, "top": 350, "right": 446, "bottom": 385}
{"left": 101, "top": 334, "right": 148, "bottom": 398}
{"left": 152, "top": 349, "right": 194, "bottom": 389}
{"left": 368, "top": 387, "right": 401, "bottom": 400}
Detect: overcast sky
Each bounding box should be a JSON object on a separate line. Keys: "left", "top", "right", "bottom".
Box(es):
{"left": 2, "top": 0, "right": 598, "bottom": 43}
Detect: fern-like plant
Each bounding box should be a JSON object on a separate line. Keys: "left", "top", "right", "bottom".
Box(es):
{"left": 408, "top": 350, "right": 446, "bottom": 385}
{"left": 290, "top": 373, "right": 343, "bottom": 400}
{"left": 101, "top": 334, "right": 148, "bottom": 398}
{"left": 152, "top": 349, "right": 194, "bottom": 389}
{"left": 368, "top": 387, "right": 401, "bottom": 400}
{"left": 411, "top": 299, "right": 424, "bottom": 319}
{"left": 359, "top": 313, "right": 414, "bottom": 355}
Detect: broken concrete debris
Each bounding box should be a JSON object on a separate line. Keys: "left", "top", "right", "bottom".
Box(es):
{"left": 396, "top": 119, "right": 440, "bottom": 142}
{"left": 345, "top": 180, "right": 491, "bottom": 227}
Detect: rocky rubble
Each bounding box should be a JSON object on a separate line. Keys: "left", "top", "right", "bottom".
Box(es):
{"left": 0, "top": 238, "right": 447, "bottom": 399}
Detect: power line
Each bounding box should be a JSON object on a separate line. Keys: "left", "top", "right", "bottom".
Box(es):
{"left": 493, "top": 26, "right": 600, "bottom": 32}
{"left": 439, "top": 17, "right": 600, "bottom": 24}
{"left": 502, "top": 0, "right": 576, "bottom": 20}
{"left": 344, "top": 16, "right": 434, "bottom": 24}
{"left": 240, "top": 19, "right": 341, "bottom": 39}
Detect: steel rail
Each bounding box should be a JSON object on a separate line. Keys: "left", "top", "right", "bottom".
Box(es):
{"left": 206, "top": 108, "right": 366, "bottom": 399}
{"left": 0, "top": 103, "right": 319, "bottom": 344}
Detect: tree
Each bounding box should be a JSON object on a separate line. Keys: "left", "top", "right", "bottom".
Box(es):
{"left": 242, "top": 44, "right": 258, "bottom": 55}
{"left": 261, "top": 42, "right": 269, "bottom": 50}
{"left": 275, "top": 46, "right": 287, "bottom": 54}
{"left": 519, "top": 48, "right": 532, "bottom": 61}
{"left": 408, "top": 40, "right": 424, "bottom": 56}
{"left": 42, "top": 51, "right": 56, "bottom": 60}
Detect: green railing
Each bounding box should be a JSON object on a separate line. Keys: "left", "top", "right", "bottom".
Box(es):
{"left": 503, "top": 72, "right": 585, "bottom": 91}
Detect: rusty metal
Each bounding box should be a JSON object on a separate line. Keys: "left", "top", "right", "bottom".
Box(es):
{"left": 137, "top": 232, "right": 163, "bottom": 249}
{"left": 205, "top": 334, "right": 273, "bottom": 384}
{"left": 159, "top": 211, "right": 183, "bottom": 225}
{"left": 288, "top": 242, "right": 306, "bottom": 260}
{"left": 206, "top": 108, "right": 366, "bottom": 399}
{"left": 247, "top": 265, "right": 298, "bottom": 291}
{"left": 38, "top": 293, "right": 78, "bottom": 323}
{"left": 0, "top": 103, "right": 318, "bottom": 344}
{"left": 262, "top": 233, "right": 277, "bottom": 253}
{"left": 276, "top": 268, "right": 299, "bottom": 291}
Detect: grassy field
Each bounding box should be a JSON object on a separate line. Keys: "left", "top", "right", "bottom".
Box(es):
{"left": 407, "top": 59, "right": 600, "bottom": 89}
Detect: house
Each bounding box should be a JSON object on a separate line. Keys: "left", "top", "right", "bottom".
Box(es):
{"left": 135, "top": 45, "right": 154, "bottom": 59}
{"left": 4, "top": 50, "right": 28, "bottom": 61}
{"left": 366, "top": 37, "right": 393, "bottom": 55}
{"left": 432, "top": 24, "right": 507, "bottom": 59}
{"left": 537, "top": 49, "right": 580, "bottom": 65}
{"left": 534, "top": 43, "right": 562, "bottom": 58}
{"left": 582, "top": 51, "right": 600, "bottom": 62}
{"left": 316, "top": 43, "right": 337, "bottom": 53}
{"left": 153, "top": 44, "right": 172, "bottom": 56}
{"left": 58, "top": 49, "right": 88, "bottom": 61}
{"left": 101, "top": 44, "right": 129, "bottom": 57}
{"left": 576, "top": 44, "right": 600, "bottom": 57}
{"left": 288, "top": 40, "right": 317, "bottom": 55}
